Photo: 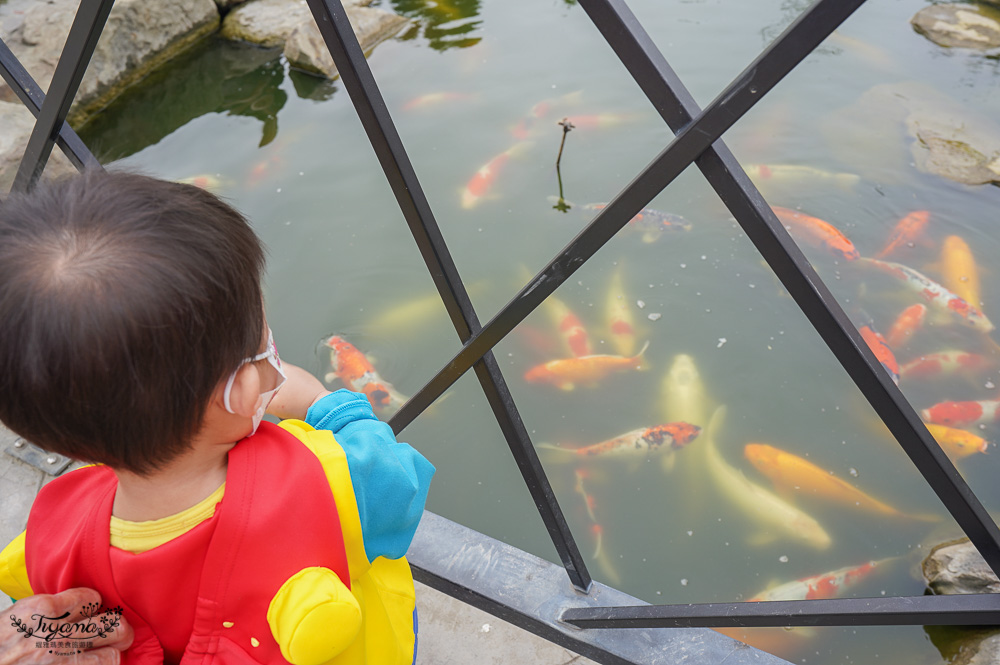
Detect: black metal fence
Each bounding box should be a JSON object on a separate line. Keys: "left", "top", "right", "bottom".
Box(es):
{"left": 3, "top": 0, "right": 1000, "bottom": 649}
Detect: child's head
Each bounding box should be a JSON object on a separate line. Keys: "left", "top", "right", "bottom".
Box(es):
{"left": 0, "top": 169, "right": 267, "bottom": 474}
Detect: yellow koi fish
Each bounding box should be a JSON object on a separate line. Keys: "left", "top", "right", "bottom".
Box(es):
{"left": 605, "top": 267, "right": 637, "bottom": 356}
{"left": 743, "top": 443, "right": 937, "bottom": 522}
{"left": 924, "top": 423, "right": 989, "bottom": 460}
{"left": 703, "top": 407, "right": 832, "bottom": 550}
{"left": 940, "top": 235, "right": 982, "bottom": 309}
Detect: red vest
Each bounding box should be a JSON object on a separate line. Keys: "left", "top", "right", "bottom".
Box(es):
{"left": 25, "top": 422, "right": 351, "bottom": 664}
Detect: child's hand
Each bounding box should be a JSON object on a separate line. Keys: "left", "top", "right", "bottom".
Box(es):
{"left": 267, "top": 363, "right": 330, "bottom": 420}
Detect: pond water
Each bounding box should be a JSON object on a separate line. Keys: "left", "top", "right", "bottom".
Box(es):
{"left": 76, "top": 0, "right": 1000, "bottom": 662}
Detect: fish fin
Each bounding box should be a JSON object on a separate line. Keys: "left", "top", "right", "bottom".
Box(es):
{"left": 323, "top": 372, "right": 339, "bottom": 385}
{"left": 536, "top": 442, "right": 576, "bottom": 455}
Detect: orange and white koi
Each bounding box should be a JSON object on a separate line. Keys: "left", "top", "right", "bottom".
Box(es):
{"left": 857, "top": 257, "right": 994, "bottom": 333}
{"left": 771, "top": 206, "right": 860, "bottom": 262}
{"left": 323, "top": 335, "right": 409, "bottom": 414}
{"left": 924, "top": 423, "right": 990, "bottom": 460}
{"left": 745, "top": 164, "right": 861, "bottom": 191}
{"left": 748, "top": 559, "right": 890, "bottom": 602}
{"left": 940, "top": 235, "right": 982, "bottom": 309}
{"left": 510, "top": 100, "right": 552, "bottom": 140}
{"left": 573, "top": 468, "right": 621, "bottom": 585}
{"left": 859, "top": 324, "right": 900, "bottom": 386}
{"left": 523, "top": 341, "right": 649, "bottom": 390}
{"left": 401, "top": 91, "right": 477, "bottom": 111}
{"left": 743, "top": 443, "right": 931, "bottom": 521}
{"left": 900, "top": 350, "right": 995, "bottom": 379}
{"left": 922, "top": 398, "right": 1000, "bottom": 429}
{"left": 542, "top": 293, "right": 591, "bottom": 357}
{"left": 461, "top": 140, "right": 534, "bottom": 209}
{"left": 605, "top": 268, "right": 637, "bottom": 356}
{"left": 886, "top": 303, "right": 926, "bottom": 348}
{"left": 874, "top": 210, "right": 930, "bottom": 259}
{"left": 703, "top": 407, "right": 832, "bottom": 550}
{"left": 581, "top": 202, "right": 691, "bottom": 243}
{"left": 538, "top": 422, "right": 702, "bottom": 459}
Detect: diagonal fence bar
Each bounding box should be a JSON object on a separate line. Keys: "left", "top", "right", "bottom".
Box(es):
{"left": 561, "top": 593, "right": 1000, "bottom": 629}
{"left": 12, "top": 0, "right": 113, "bottom": 192}
{"left": 389, "top": 0, "right": 868, "bottom": 435}
{"left": 304, "top": 0, "right": 592, "bottom": 591}
{"left": 562, "top": 0, "right": 1000, "bottom": 623}
{"left": 0, "top": 38, "right": 100, "bottom": 171}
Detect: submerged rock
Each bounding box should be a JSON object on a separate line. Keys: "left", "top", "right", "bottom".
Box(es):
{"left": 911, "top": 3, "right": 1000, "bottom": 51}
{"left": 284, "top": 5, "right": 409, "bottom": 80}
{"left": 0, "top": 0, "right": 220, "bottom": 127}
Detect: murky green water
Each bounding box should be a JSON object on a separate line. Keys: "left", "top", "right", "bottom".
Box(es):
{"left": 77, "top": 0, "right": 1000, "bottom": 662}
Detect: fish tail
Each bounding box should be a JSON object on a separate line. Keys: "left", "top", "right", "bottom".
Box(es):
{"left": 632, "top": 340, "right": 652, "bottom": 370}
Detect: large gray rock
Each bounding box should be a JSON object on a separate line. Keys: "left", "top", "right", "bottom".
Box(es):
{"left": 923, "top": 537, "right": 1000, "bottom": 595}
{"left": 220, "top": 0, "right": 375, "bottom": 48}
{"left": 283, "top": 5, "right": 409, "bottom": 80}
{"left": 911, "top": 3, "right": 1000, "bottom": 50}
{"left": 0, "top": 0, "right": 220, "bottom": 126}
{"left": 0, "top": 101, "right": 77, "bottom": 195}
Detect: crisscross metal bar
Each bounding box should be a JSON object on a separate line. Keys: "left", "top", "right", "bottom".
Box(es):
{"left": 304, "top": 0, "right": 592, "bottom": 591}
{"left": 559, "top": 0, "right": 1000, "bottom": 627}
{"left": 0, "top": 38, "right": 99, "bottom": 171}
{"left": 389, "top": 0, "right": 867, "bottom": 432}
{"left": 12, "top": 0, "right": 113, "bottom": 192}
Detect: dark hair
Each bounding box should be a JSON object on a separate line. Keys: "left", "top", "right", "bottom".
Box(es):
{"left": 0, "top": 169, "right": 266, "bottom": 474}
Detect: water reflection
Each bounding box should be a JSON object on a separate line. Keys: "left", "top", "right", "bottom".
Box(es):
{"left": 387, "top": 0, "right": 483, "bottom": 50}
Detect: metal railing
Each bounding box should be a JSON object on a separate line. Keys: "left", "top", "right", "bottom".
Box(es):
{"left": 3, "top": 0, "right": 999, "bottom": 646}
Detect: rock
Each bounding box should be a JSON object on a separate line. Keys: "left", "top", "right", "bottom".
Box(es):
{"left": 0, "top": 101, "right": 77, "bottom": 195}
{"left": 911, "top": 3, "right": 1000, "bottom": 51}
{"left": 284, "top": 5, "right": 409, "bottom": 80}
{"left": 0, "top": 0, "right": 220, "bottom": 127}
{"left": 923, "top": 537, "right": 1000, "bottom": 595}
{"left": 220, "top": 0, "right": 375, "bottom": 48}
{"left": 926, "top": 626, "right": 1000, "bottom": 665}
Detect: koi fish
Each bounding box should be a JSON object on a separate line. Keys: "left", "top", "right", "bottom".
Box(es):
{"left": 323, "top": 335, "right": 409, "bottom": 414}
{"left": 770, "top": 206, "right": 860, "bottom": 262}
{"left": 461, "top": 140, "right": 534, "bottom": 209}
{"left": 922, "top": 398, "right": 1000, "bottom": 429}
{"left": 743, "top": 443, "right": 930, "bottom": 521}
{"left": 745, "top": 164, "right": 861, "bottom": 191}
{"left": 940, "top": 235, "right": 982, "bottom": 309}
{"left": 401, "top": 91, "right": 477, "bottom": 111}
{"left": 874, "top": 210, "right": 930, "bottom": 259}
{"left": 509, "top": 90, "right": 584, "bottom": 140}
{"left": 859, "top": 324, "right": 900, "bottom": 386}
{"left": 661, "top": 353, "right": 711, "bottom": 428}
{"left": 703, "top": 407, "right": 832, "bottom": 550}
{"left": 886, "top": 303, "right": 926, "bottom": 348}
{"left": 748, "top": 558, "right": 890, "bottom": 602}
{"left": 857, "top": 257, "right": 994, "bottom": 333}
{"left": 542, "top": 293, "right": 591, "bottom": 357}
{"left": 900, "top": 350, "right": 995, "bottom": 379}
{"left": 573, "top": 468, "right": 621, "bottom": 585}
{"left": 605, "top": 268, "right": 637, "bottom": 356}
{"left": 176, "top": 174, "right": 223, "bottom": 191}
{"left": 924, "top": 423, "right": 990, "bottom": 460}
{"left": 523, "top": 341, "right": 649, "bottom": 390}
{"left": 537, "top": 422, "right": 701, "bottom": 460}
{"left": 580, "top": 202, "right": 692, "bottom": 243}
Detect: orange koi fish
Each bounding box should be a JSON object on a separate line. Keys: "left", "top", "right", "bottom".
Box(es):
{"left": 900, "top": 350, "right": 995, "bottom": 379}
{"left": 924, "top": 423, "right": 989, "bottom": 460}
{"left": 461, "top": 140, "right": 533, "bottom": 209}
{"left": 605, "top": 268, "right": 637, "bottom": 356}
{"left": 538, "top": 422, "right": 701, "bottom": 459}
{"left": 874, "top": 210, "right": 930, "bottom": 259}
{"left": 510, "top": 100, "right": 552, "bottom": 140}
{"left": 886, "top": 303, "right": 926, "bottom": 348}
{"left": 922, "top": 398, "right": 1000, "bottom": 429}
{"left": 323, "top": 335, "right": 409, "bottom": 414}
{"left": 771, "top": 206, "right": 860, "bottom": 262}
{"left": 940, "top": 235, "right": 982, "bottom": 309}
{"left": 523, "top": 341, "right": 649, "bottom": 390}
{"left": 857, "top": 257, "right": 994, "bottom": 333}
{"left": 859, "top": 324, "right": 900, "bottom": 386}
{"left": 401, "top": 91, "right": 476, "bottom": 111}
{"left": 542, "top": 293, "right": 591, "bottom": 357}
{"left": 743, "top": 443, "right": 932, "bottom": 520}
{"left": 749, "top": 559, "right": 890, "bottom": 602}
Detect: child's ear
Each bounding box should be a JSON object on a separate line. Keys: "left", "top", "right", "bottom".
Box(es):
{"left": 213, "top": 364, "right": 261, "bottom": 418}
